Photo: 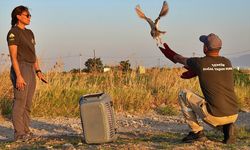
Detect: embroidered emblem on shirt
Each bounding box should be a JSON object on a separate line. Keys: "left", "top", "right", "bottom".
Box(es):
{"left": 8, "top": 33, "right": 15, "bottom": 41}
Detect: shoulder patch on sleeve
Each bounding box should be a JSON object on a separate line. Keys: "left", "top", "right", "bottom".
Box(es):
{"left": 8, "top": 33, "right": 15, "bottom": 41}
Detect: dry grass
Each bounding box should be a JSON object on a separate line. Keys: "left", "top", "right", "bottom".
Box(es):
{"left": 0, "top": 66, "right": 249, "bottom": 117}
{"left": 31, "top": 68, "right": 201, "bottom": 116}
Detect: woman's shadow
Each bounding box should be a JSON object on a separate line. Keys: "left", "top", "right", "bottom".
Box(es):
{"left": 0, "top": 118, "right": 81, "bottom": 142}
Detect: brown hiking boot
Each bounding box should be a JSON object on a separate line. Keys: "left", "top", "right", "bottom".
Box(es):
{"left": 223, "top": 123, "right": 236, "bottom": 144}
{"left": 182, "top": 131, "right": 207, "bottom": 143}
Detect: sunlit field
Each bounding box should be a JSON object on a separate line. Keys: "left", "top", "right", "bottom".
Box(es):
{"left": 0, "top": 62, "right": 249, "bottom": 117}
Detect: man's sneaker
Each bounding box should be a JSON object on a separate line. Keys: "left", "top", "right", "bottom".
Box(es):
{"left": 223, "top": 123, "right": 236, "bottom": 144}
{"left": 182, "top": 131, "right": 207, "bottom": 143}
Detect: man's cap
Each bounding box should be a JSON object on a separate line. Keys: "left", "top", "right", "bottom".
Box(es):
{"left": 199, "top": 33, "right": 222, "bottom": 50}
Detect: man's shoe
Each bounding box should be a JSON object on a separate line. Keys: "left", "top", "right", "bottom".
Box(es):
{"left": 182, "top": 131, "right": 207, "bottom": 143}
{"left": 223, "top": 123, "right": 236, "bottom": 144}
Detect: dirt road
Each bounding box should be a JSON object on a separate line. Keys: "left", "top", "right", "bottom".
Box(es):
{"left": 0, "top": 112, "right": 249, "bottom": 149}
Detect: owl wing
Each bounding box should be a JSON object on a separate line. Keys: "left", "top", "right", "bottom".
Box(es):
{"left": 159, "top": 1, "right": 169, "bottom": 18}
{"left": 135, "top": 5, "right": 146, "bottom": 19}
{"left": 135, "top": 5, "right": 155, "bottom": 30}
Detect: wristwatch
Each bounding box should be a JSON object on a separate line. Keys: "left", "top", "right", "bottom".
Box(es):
{"left": 35, "top": 69, "right": 42, "bottom": 74}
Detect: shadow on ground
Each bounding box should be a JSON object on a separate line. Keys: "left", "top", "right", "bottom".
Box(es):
{"left": 0, "top": 119, "right": 78, "bottom": 142}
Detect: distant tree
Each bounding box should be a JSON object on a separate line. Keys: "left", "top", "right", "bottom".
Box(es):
{"left": 81, "top": 68, "right": 89, "bottom": 73}
{"left": 85, "top": 57, "right": 104, "bottom": 72}
{"left": 70, "top": 68, "right": 80, "bottom": 73}
{"left": 120, "top": 60, "right": 132, "bottom": 72}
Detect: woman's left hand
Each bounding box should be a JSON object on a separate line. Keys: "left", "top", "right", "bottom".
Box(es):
{"left": 37, "top": 72, "right": 48, "bottom": 83}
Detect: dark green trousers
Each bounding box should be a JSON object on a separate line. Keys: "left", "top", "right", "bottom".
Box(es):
{"left": 10, "top": 62, "right": 36, "bottom": 137}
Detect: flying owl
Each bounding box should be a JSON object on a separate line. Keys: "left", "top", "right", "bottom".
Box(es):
{"left": 135, "top": 1, "right": 169, "bottom": 45}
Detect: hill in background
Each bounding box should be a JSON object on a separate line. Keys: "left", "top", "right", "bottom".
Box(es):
{"left": 230, "top": 54, "right": 250, "bottom": 68}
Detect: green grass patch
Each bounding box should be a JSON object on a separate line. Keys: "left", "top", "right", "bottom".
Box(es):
{"left": 155, "top": 105, "right": 179, "bottom": 116}
{"left": 234, "top": 69, "right": 250, "bottom": 86}
{"left": 0, "top": 98, "right": 12, "bottom": 116}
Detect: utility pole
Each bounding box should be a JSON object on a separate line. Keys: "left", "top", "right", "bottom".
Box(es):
{"left": 158, "top": 58, "right": 161, "bottom": 68}
{"left": 79, "top": 53, "right": 82, "bottom": 74}
{"left": 93, "top": 49, "right": 96, "bottom": 72}
{"left": 93, "top": 49, "right": 96, "bottom": 59}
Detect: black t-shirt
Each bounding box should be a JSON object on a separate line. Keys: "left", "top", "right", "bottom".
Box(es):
{"left": 187, "top": 56, "right": 238, "bottom": 117}
{"left": 7, "top": 26, "right": 36, "bottom": 63}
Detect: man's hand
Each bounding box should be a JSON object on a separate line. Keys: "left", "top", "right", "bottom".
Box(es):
{"left": 181, "top": 66, "right": 197, "bottom": 79}
{"left": 158, "top": 43, "right": 178, "bottom": 63}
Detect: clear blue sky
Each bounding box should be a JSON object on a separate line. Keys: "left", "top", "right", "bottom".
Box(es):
{"left": 1, "top": 0, "right": 250, "bottom": 70}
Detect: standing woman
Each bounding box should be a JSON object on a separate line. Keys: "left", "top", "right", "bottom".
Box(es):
{"left": 7, "top": 5, "right": 46, "bottom": 141}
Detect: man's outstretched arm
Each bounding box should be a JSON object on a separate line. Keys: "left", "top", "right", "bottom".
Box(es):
{"left": 174, "top": 54, "right": 188, "bottom": 66}
{"left": 158, "top": 42, "right": 189, "bottom": 65}
{"left": 159, "top": 43, "right": 197, "bottom": 79}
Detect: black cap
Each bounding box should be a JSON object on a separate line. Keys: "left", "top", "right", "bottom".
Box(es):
{"left": 199, "top": 33, "right": 222, "bottom": 50}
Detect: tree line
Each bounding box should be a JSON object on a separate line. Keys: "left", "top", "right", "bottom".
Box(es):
{"left": 70, "top": 57, "right": 132, "bottom": 73}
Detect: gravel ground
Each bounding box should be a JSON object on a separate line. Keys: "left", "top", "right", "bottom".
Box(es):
{"left": 0, "top": 111, "right": 249, "bottom": 142}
